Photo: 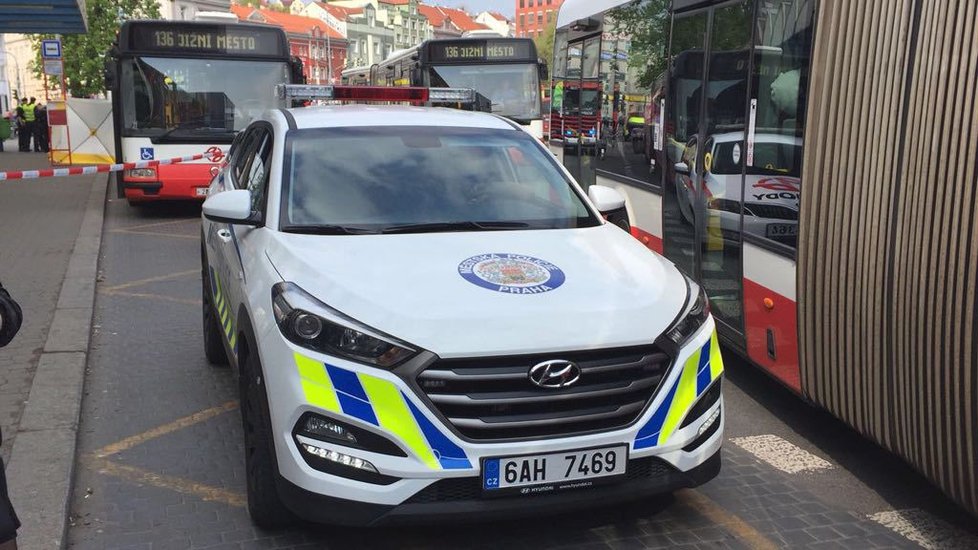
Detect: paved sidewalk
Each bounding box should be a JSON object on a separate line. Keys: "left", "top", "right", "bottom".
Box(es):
{"left": 0, "top": 145, "right": 107, "bottom": 548}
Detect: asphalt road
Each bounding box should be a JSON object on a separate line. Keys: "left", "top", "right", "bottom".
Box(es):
{"left": 65, "top": 195, "right": 978, "bottom": 550}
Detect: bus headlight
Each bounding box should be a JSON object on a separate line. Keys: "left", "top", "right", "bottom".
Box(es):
{"left": 125, "top": 168, "right": 156, "bottom": 179}
{"left": 271, "top": 282, "right": 418, "bottom": 368}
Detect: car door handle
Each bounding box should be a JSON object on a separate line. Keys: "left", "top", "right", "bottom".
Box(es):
{"left": 217, "top": 228, "right": 233, "bottom": 242}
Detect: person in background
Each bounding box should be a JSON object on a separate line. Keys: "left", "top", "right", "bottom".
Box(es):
{"left": 0, "top": 282, "right": 22, "bottom": 549}
{"left": 22, "top": 98, "right": 37, "bottom": 153}
{"left": 15, "top": 100, "right": 28, "bottom": 153}
{"left": 33, "top": 103, "right": 48, "bottom": 153}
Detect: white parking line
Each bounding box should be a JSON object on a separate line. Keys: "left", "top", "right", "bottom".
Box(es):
{"left": 869, "top": 509, "right": 978, "bottom": 549}
{"left": 729, "top": 434, "right": 833, "bottom": 474}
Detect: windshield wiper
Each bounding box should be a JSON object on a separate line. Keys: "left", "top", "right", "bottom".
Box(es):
{"left": 381, "top": 221, "right": 530, "bottom": 234}
{"left": 280, "top": 224, "right": 378, "bottom": 235}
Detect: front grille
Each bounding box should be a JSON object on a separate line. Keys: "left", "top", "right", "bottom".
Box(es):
{"left": 404, "top": 457, "right": 676, "bottom": 504}
{"left": 416, "top": 346, "right": 671, "bottom": 440}
{"left": 746, "top": 203, "right": 798, "bottom": 220}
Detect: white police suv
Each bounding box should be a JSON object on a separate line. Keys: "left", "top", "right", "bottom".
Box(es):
{"left": 201, "top": 91, "right": 724, "bottom": 528}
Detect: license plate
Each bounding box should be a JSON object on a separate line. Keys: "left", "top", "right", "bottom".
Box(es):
{"left": 482, "top": 445, "right": 627, "bottom": 496}
{"left": 766, "top": 223, "right": 798, "bottom": 237}
{"left": 195, "top": 188, "right": 209, "bottom": 197}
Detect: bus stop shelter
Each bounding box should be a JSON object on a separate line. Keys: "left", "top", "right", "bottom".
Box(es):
{"left": 0, "top": 0, "right": 87, "bottom": 33}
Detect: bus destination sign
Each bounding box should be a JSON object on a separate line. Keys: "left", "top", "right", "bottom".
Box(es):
{"left": 130, "top": 25, "right": 285, "bottom": 56}
{"left": 428, "top": 40, "right": 534, "bottom": 63}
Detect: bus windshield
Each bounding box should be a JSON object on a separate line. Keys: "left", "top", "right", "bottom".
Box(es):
{"left": 119, "top": 56, "right": 289, "bottom": 139}
{"left": 428, "top": 63, "right": 541, "bottom": 121}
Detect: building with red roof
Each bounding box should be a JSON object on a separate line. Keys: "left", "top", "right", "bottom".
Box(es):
{"left": 230, "top": 5, "right": 348, "bottom": 84}
{"left": 417, "top": 4, "right": 488, "bottom": 38}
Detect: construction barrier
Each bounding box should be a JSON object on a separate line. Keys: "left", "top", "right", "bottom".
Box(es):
{"left": 48, "top": 97, "right": 115, "bottom": 165}
{"left": 0, "top": 151, "right": 222, "bottom": 181}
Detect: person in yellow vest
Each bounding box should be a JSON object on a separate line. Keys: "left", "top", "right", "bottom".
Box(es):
{"left": 20, "top": 97, "right": 37, "bottom": 152}
{"left": 21, "top": 98, "right": 38, "bottom": 153}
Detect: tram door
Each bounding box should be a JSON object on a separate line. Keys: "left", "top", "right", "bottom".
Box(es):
{"left": 663, "top": 0, "right": 753, "bottom": 334}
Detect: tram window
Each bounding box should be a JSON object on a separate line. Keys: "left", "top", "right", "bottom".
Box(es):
{"left": 597, "top": 0, "right": 670, "bottom": 188}
{"left": 747, "top": 0, "right": 815, "bottom": 249}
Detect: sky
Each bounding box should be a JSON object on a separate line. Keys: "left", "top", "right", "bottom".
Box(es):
{"left": 428, "top": 1, "right": 515, "bottom": 18}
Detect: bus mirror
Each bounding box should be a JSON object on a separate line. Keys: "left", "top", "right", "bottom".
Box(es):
{"left": 290, "top": 57, "right": 305, "bottom": 84}
{"left": 411, "top": 67, "right": 423, "bottom": 84}
{"left": 538, "top": 62, "right": 549, "bottom": 82}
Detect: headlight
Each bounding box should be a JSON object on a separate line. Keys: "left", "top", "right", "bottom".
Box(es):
{"left": 125, "top": 168, "right": 156, "bottom": 179}
{"left": 271, "top": 282, "right": 418, "bottom": 368}
{"left": 661, "top": 277, "right": 711, "bottom": 350}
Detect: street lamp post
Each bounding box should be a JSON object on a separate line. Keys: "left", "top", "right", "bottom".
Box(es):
{"left": 2, "top": 51, "right": 23, "bottom": 104}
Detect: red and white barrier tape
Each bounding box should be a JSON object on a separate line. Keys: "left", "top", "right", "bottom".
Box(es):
{"left": 0, "top": 149, "right": 225, "bottom": 181}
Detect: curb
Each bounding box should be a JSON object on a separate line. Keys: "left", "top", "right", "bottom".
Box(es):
{"left": 6, "top": 173, "right": 107, "bottom": 549}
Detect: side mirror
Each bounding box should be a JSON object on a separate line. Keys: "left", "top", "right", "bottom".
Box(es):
{"left": 588, "top": 185, "right": 626, "bottom": 214}
{"left": 538, "top": 61, "right": 549, "bottom": 82}
{"left": 674, "top": 161, "right": 690, "bottom": 174}
{"left": 203, "top": 189, "right": 258, "bottom": 225}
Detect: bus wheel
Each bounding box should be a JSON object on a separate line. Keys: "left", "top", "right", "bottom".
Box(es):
{"left": 240, "top": 347, "right": 296, "bottom": 529}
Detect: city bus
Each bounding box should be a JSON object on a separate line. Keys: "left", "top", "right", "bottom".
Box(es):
{"left": 339, "top": 65, "right": 374, "bottom": 86}
{"left": 105, "top": 19, "right": 303, "bottom": 205}
{"left": 554, "top": 0, "right": 978, "bottom": 517}
{"left": 371, "top": 37, "right": 548, "bottom": 139}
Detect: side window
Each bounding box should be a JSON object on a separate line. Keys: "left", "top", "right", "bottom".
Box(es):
{"left": 232, "top": 130, "right": 259, "bottom": 186}
{"left": 244, "top": 131, "right": 273, "bottom": 212}
{"left": 748, "top": 0, "right": 815, "bottom": 249}
{"left": 599, "top": 0, "right": 670, "bottom": 187}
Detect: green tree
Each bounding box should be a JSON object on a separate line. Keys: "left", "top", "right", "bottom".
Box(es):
{"left": 29, "top": 0, "right": 160, "bottom": 97}
{"left": 607, "top": 0, "right": 669, "bottom": 88}
{"left": 533, "top": 18, "right": 557, "bottom": 69}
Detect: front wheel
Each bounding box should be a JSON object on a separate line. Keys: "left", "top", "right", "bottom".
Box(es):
{"left": 241, "top": 349, "right": 296, "bottom": 529}
{"left": 201, "top": 248, "right": 229, "bottom": 366}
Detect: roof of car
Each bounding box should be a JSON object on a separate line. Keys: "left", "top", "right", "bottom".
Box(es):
{"left": 283, "top": 105, "right": 519, "bottom": 131}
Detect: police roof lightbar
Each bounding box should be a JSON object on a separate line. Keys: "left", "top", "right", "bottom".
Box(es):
{"left": 276, "top": 84, "right": 476, "bottom": 104}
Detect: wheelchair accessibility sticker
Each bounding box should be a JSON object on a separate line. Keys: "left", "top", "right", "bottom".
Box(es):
{"left": 139, "top": 147, "right": 154, "bottom": 160}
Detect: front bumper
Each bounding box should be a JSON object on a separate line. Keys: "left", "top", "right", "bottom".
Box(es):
{"left": 258, "top": 320, "right": 725, "bottom": 525}
{"left": 277, "top": 448, "right": 721, "bottom": 526}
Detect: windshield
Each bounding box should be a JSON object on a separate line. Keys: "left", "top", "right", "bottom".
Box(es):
{"left": 119, "top": 57, "right": 289, "bottom": 139}
{"left": 282, "top": 126, "right": 597, "bottom": 232}
{"left": 427, "top": 64, "right": 541, "bottom": 121}
{"left": 711, "top": 140, "right": 802, "bottom": 176}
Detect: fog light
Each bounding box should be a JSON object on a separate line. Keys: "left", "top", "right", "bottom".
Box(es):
{"left": 294, "top": 313, "right": 323, "bottom": 339}
{"left": 302, "top": 415, "right": 357, "bottom": 444}
{"left": 301, "top": 443, "right": 378, "bottom": 473}
{"left": 697, "top": 407, "right": 721, "bottom": 437}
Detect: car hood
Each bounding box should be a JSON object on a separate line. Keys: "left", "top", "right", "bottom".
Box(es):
{"left": 265, "top": 224, "right": 688, "bottom": 358}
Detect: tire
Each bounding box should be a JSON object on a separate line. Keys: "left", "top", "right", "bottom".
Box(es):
{"left": 675, "top": 178, "right": 694, "bottom": 226}
{"left": 240, "top": 348, "right": 296, "bottom": 529}
{"left": 201, "top": 248, "right": 229, "bottom": 366}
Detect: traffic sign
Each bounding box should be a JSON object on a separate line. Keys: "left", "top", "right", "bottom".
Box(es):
{"left": 41, "top": 39, "right": 62, "bottom": 59}
{"left": 43, "top": 60, "right": 63, "bottom": 76}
